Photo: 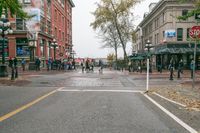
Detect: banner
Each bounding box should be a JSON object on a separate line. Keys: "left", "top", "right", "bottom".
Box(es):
{"left": 165, "top": 30, "right": 176, "bottom": 38}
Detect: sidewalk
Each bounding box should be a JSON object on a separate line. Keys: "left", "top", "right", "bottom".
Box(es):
{"left": 0, "top": 67, "right": 74, "bottom": 86}
{"left": 128, "top": 69, "right": 200, "bottom": 111}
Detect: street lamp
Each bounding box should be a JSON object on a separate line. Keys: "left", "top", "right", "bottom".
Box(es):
{"left": 0, "top": 9, "right": 13, "bottom": 77}
{"left": 51, "top": 39, "right": 58, "bottom": 60}
{"left": 144, "top": 40, "right": 153, "bottom": 92}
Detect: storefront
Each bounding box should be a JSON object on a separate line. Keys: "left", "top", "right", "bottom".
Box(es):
{"left": 155, "top": 43, "right": 200, "bottom": 70}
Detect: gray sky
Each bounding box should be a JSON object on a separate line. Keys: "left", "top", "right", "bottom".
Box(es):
{"left": 72, "top": 0, "right": 159, "bottom": 58}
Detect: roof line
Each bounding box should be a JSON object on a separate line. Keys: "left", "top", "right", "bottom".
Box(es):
{"left": 68, "top": 0, "right": 75, "bottom": 7}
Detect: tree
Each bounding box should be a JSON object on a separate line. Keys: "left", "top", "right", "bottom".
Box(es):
{"left": 91, "top": 0, "right": 140, "bottom": 61}
{"left": 107, "top": 53, "right": 115, "bottom": 67}
{"left": 0, "top": 0, "right": 29, "bottom": 19}
{"left": 98, "top": 24, "right": 121, "bottom": 61}
{"left": 178, "top": 0, "right": 200, "bottom": 20}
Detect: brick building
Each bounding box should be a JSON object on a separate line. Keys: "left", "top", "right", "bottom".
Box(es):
{"left": 0, "top": 0, "right": 74, "bottom": 65}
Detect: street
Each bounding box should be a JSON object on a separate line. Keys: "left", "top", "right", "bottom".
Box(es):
{"left": 0, "top": 69, "right": 199, "bottom": 133}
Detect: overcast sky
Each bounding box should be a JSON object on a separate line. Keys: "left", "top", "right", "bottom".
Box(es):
{"left": 72, "top": 0, "right": 160, "bottom": 58}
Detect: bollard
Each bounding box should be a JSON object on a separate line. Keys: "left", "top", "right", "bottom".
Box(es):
{"left": 169, "top": 67, "right": 174, "bottom": 80}
{"left": 177, "top": 69, "right": 181, "bottom": 79}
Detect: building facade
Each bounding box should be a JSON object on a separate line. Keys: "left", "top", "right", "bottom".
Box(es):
{"left": 0, "top": 0, "right": 74, "bottom": 65}
{"left": 134, "top": 0, "right": 200, "bottom": 69}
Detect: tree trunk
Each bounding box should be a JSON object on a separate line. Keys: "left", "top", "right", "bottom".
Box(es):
{"left": 110, "top": 1, "right": 128, "bottom": 62}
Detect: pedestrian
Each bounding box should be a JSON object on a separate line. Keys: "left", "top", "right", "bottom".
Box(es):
{"left": 177, "top": 59, "right": 183, "bottom": 79}
{"left": 86, "top": 59, "right": 89, "bottom": 72}
{"left": 8, "top": 57, "right": 13, "bottom": 68}
{"left": 81, "top": 60, "right": 85, "bottom": 72}
{"left": 99, "top": 59, "right": 103, "bottom": 73}
{"left": 13, "top": 57, "right": 18, "bottom": 78}
{"left": 21, "top": 58, "right": 26, "bottom": 71}
{"left": 190, "top": 59, "right": 194, "bottom": 79}
{"left": 128, "top": 61, "right": 131, "bottom": 72}
{"left": 13, "top": 57, "right": 18, "bottom": 68}
{"left": 35, "top": 58, "right": 41, "bottom": 71}
{"left": 72, "top": 59, "right": 76, "bottom": 70}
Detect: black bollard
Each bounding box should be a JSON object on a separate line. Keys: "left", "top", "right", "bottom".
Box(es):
{"left": 169, "top": 67, "right": 174, "bottom": 80}
{"left": 177, "top": 69, "right": 181, "bottom": 79}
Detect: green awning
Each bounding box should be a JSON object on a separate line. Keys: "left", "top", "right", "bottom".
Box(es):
{"left": 130, "top": 56, "right": 144, "bottom": 60}
{"left": 158, "top": 47, "right": 200, "bottom": 54}
{"left": 155, "top": 43, "right": 200, "bottom": 54}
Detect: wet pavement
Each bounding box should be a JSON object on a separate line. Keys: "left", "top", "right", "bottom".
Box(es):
{"left": 0, "top": 69, "right": 199, "bottom": 133}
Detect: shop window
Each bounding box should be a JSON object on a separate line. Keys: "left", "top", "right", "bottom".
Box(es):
{"left": 182, "top": 9, "right": 188, "bottom": 16}
{"left": 177, "top": 28, "right": 183, "bottom": 41}
{"left": 187, "top": 28, "right": 190, "bottom": 39}
{"left": 16, "top": 38, "right": 29, "bottom": 57}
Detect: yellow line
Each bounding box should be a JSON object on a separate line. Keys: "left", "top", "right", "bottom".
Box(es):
{"left": 0, "top": 87, "right": 63, "bottom": 122}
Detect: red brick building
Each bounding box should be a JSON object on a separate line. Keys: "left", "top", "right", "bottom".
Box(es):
{"left": 1, "top": 0, "right": 74, "bottom": 65}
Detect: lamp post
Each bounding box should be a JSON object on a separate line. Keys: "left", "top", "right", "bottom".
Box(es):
{"left": 144, "top": 40, "right": 153, "bottom": 92}
{"left": 0, "top": 9, "right": 13, "bottom": 77}
{"left": 51, "top": 39, "right": 58, "bottom": 60}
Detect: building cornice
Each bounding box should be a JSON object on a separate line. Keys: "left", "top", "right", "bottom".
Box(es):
{"left": 138, "top": 0, "right": 193, "bottom": 27}
{"left": 68, "top": 0, "right": 75, "bottom": 7}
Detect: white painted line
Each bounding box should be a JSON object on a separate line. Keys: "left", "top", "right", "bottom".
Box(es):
{"left": 153, "top": 92, "right": 186, "bottom": 107}
{"left": 143, "top": 93, "right": 198, "bottom": 133}
{"left": 58, "top": 89, "right": 144, "bottom": 93}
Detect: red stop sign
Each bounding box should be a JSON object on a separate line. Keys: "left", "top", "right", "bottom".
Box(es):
{"left": 189, "top": 26, "right": 200, "bottom": 39}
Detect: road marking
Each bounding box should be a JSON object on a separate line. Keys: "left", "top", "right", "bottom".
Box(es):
{"left": 143, "top": 93, "right": 198, "bottom": 133}
{"left": 58, "top": 89, "right": 143, "bottom": 93}
{"left": 153, "top": 92, "right": 186, "bottom": 107}
{"left": 0, "top": 87, "right": 64, "bottom": 122}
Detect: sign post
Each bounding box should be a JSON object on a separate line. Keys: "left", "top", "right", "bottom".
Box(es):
{"left": 189, "top": 26, "right": 200, "bottom": 89}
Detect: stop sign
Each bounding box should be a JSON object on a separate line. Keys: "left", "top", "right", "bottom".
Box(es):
{"left": 189, "top": 26, "right": 200, "bottom": 39}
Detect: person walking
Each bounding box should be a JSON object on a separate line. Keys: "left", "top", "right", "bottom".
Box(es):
{"left": 81, "top": 60, "right": 85, "bottom": 73}
{"left": 13, "top": 57, "right": 18, "bottom": 78}
{"left": 21, "top": 58, "right": 26, "bottom": 71}
{"left": 177, "top": 59, "right": 183, "bottom": 79}
{"left": 99, "top": 59, "right": 103, "bottom": 73}
{"left": 190, "top": 59, "right": 194, "bottom": 79}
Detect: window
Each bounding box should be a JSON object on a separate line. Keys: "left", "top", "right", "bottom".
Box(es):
{"left": 157, "top": 33, "right": 159, "bottom": 44}
{"left": 187, "top": 28, "right": 190, "bottom": 39}
{"left": 16, "top": 18, "right": 24, "bottom": 30}
{"left": 55, "top": 9, "right": 57, "bottom": 21}
{"left": 62, "top": 32, "right": 64, "bottom": 41}
{"left": 182, "top": 10, "right": 188, "bottom": 16}
{"left": 23, "top": 0, "right": 31, "bottom": 3}
{"left": 55, "top": 27, "right": 57, "bottom": 38}
{"left": 162, "top": 12, "right": 165, "bottom": 23}
{"left": 177, "top": 28, "right": 183, "bottom": 41}
{"left": 16, "top": 38, "right": 29, "bottom": 57}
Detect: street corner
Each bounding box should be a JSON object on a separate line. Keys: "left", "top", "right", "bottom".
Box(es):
{"left": 0, "top": 77, "right": 31, "bottom": 87}
{"left": 148, "top": 86, "right": 200, "bottom": 112}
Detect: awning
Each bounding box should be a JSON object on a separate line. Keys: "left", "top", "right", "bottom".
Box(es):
{"left": 130, "top": 56, "right": 144, "bottom": 60}
{"left": 155, "top": 43, "right": 200, "bottom": 54}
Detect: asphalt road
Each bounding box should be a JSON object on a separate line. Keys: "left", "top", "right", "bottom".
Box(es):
{"left": 0, "top": 69, "right": 195, "bottom": 133}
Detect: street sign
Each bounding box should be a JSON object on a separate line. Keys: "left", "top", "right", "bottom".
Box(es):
{"left": 189, "top": 26, "right": 200, "bottom": 39}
